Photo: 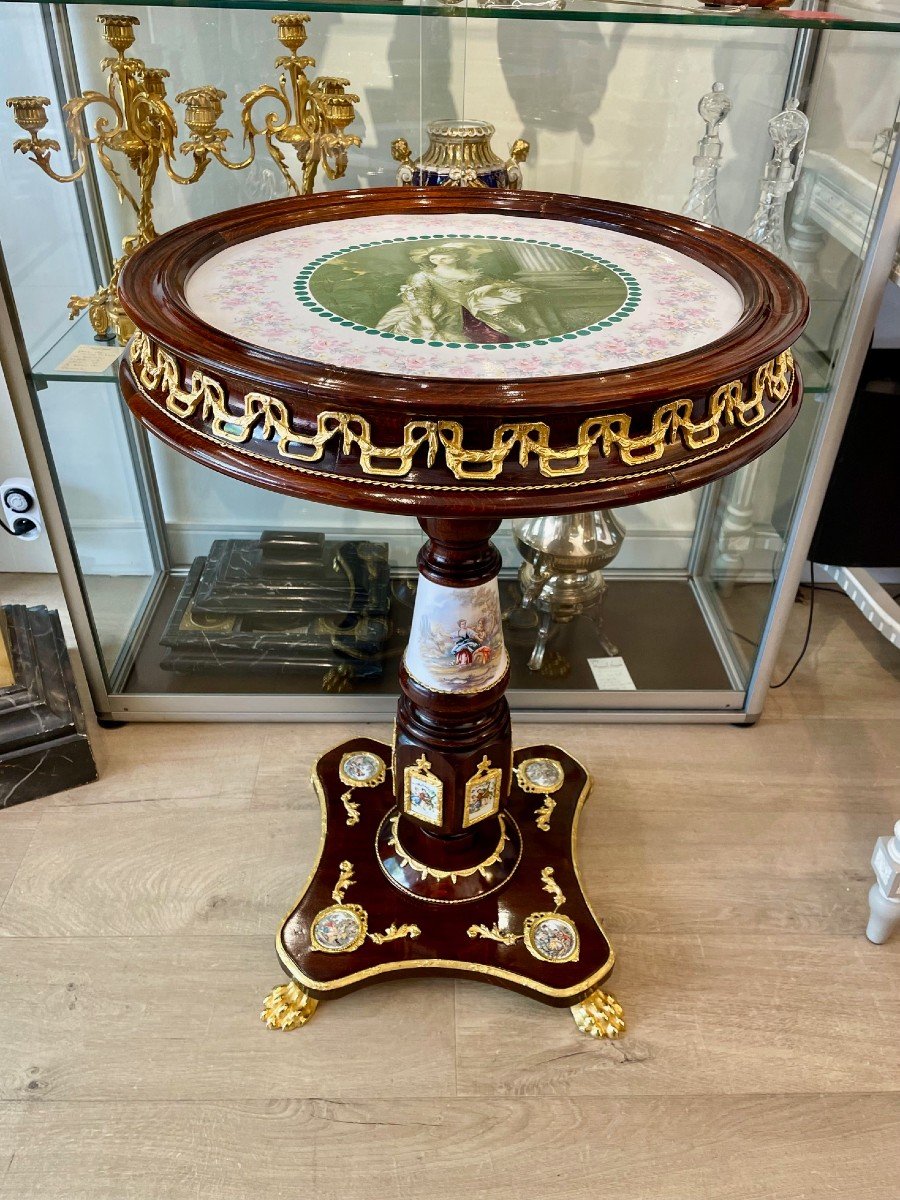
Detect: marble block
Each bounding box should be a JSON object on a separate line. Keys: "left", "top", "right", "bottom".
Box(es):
{"left": 159, "top": 534, "right": 392, "bottom": 683}
{"left": 0, "top": 604, "right": 97, "bottom": 809}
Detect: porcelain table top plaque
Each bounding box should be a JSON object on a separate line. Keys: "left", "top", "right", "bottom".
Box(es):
{"left": 118, "top": 188, "right": 807, "bottom": 1038}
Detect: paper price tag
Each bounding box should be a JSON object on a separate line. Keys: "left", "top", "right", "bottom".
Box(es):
{"left": 54, "top": 344, "right": 123, "bottom": 373}
{"left": 588, "top": 656, "right": 636, "bottom": 691}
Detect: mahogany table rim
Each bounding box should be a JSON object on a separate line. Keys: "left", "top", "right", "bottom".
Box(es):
{"left": 117, "top": 186, "right": 808, "bottom": 518}
{"left": 118, "top": 186, "right": 809, "bottom": 413}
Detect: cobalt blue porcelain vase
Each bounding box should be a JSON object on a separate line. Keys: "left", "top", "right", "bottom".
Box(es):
{"left": 391, "top": 119, "right": 528, "bottom": 189}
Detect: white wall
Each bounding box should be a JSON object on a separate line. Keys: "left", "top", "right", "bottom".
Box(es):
{"left": 0, "top": 2, "right": 98, "bottom": 571}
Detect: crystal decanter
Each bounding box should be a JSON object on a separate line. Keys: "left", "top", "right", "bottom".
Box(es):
{"left": 746, "top": 99, "right": 809, "bottom": 268}
{"left": 682, "top": 81, "right": 732, "bottom": 227}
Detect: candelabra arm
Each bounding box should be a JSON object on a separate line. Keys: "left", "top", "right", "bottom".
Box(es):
{"left": 240, "top": 83, "right": 292, "bottom": 143}
{"left": 233, "top": 84, "right": 294, "bottom": 182}
{"left": 96, "top": 140, "right": 142, "bottom": 221}
{"left": 9, "top": 89, "right": 124, "bottom": 187}
{"left": 207, "top": 139, "right": 253, "bottom": 173}
{"left": 302, "top": 153, "right": 320, "bottom": 194}
{"left": 71, "top": 91, "right": 144, "bottom": 217}
{"left": 319, "top": 134, "right": 362, "bottom": 183}
{"left": 166, "top": 152, "right": 210, "bottom": 185}
{"left": 162, "top": 144, "right": 213, "bottom": 186}
{"left": 11, "top": 131, "right": 84, "bottom": 184}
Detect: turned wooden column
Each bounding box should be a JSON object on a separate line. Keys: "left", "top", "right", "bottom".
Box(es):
{"left": 386, "top": 516, "right": 518, "bottom": 897}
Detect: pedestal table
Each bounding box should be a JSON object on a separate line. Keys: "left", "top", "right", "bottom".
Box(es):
{"left": 118, "top": 188, "right": 807, "bottom": 1038}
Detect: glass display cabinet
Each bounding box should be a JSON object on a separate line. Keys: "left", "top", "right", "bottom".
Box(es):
{"left": 0, "top": 0, "right": 897, "bottom": 724}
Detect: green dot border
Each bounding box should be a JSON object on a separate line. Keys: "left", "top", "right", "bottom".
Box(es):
{"left": 292, "top": 233, "right": 642, "bottom": 350}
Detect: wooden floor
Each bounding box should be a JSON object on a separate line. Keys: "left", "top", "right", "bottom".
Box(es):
{"left": 1, "top": 588, "right": 898, "bottom": 1199}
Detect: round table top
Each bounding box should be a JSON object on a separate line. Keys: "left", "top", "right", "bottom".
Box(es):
{"left": 118, "top": 188, "right": 808, "bottom": 517}
{"left": 183, "top": 211, "right": 744, "bottom": 382}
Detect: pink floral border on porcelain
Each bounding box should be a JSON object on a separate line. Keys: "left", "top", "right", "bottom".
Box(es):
{"left": 185, "top": 212, "right": 743, "bottom": 381}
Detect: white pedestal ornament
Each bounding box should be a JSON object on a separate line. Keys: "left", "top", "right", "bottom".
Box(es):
{"left": 866, "top": 820, "right": 900, "bottom": 944}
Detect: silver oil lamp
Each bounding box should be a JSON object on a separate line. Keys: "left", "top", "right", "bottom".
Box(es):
{"left": 512, "top": 510, "right": 625, "bottom": 671}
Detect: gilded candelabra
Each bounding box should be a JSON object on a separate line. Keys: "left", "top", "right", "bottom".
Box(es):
{"left": 230, "top": 13, "right": 361, "bottom": 197}
{"left": 7, "top": 12, "right": 359, "bottom": 344}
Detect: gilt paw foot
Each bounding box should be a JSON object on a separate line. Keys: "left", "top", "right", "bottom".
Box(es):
{"left": 261, "top": 981, "right": 318, "bottom": 1030}
{"left": 571, "top": 988, "right": 625, "bottom": 1039}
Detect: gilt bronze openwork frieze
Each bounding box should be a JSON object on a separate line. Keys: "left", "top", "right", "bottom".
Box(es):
{"left": 118, "top": 190, "right": 807, "bottom": 518}
{"left": 127, "top": 328, "right": 795, "bottom": 491}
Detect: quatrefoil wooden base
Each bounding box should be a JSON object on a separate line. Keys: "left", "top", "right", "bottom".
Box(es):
{"left": 268, "top": 736, "right": 621, "bottom": 1037}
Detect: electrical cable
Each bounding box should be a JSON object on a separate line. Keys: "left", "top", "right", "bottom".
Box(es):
{"left": 0, "top": 515, "right": 37, "bottom": 537}
{"left": 770, "top": 560, "right": 816, "bottom": 688}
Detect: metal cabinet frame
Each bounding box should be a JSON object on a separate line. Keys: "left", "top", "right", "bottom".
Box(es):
{"left": 1, "top": 5, "right": 898, "bottom": 724}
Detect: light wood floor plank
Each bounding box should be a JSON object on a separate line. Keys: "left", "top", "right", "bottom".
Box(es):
{"left": 48, "top": 722, "right": 268, "bottom": 809}
{"left": 454, "top": 932, "right": 900, "bottom": 1096}
{"left": 0, "top": 805, "right": 320, "bottom": 937}
{"left": 252, "top": 721, "right": 390, "bottom": 809}
{"left": 0, "top": 936, "right": 456, "bottom": 1103}
{"left": 1, "top": 1095, "right": 898, "bottom": 1200}
{"left": 0, "top": 806, "right": 41, "bottom": 905}
{"left": 574, "top": 805, "right": 893, "bottom": 936}
{"left": 3, "top": 788, "right": 888, "bottom": 940}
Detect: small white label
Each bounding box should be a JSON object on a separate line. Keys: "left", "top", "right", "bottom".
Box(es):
{"left": 588, "top": 656, "right": 636, "bottom": 691}
{"left": 55, "top": 344, "right": 123, "bottom": 373}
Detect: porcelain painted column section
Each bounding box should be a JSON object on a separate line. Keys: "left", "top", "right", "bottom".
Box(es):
{"left": 387, "top": 517, "right": 519, "bottom": 897}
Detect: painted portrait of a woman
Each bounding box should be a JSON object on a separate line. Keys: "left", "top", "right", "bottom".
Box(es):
{"left": 376, "top": 242, "right": 537, "bottom": 343}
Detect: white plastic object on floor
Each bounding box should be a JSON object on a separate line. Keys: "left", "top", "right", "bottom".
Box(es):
{"left": 867, "top": 819, "right": 900, "bottom": 944}
{"left": 821, "top": 565, "right": 900, "bottom": 649}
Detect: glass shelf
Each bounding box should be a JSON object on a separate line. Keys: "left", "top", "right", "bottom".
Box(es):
{"left": 30, "top": 316, "right": 123, "bottom": 384}
{"left": 23, "top": 0, "right": 900, "bottom": 33}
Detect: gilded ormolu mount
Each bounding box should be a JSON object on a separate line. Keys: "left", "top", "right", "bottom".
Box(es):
{"left": 7, "top": 12, "right": 359, "bottom": 343}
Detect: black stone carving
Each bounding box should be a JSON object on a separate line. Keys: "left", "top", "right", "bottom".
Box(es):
{"left": 0, "top": 605, "right": 97, "bottom": 809}
{"left": 159, "top": 533, "right": 392, "bottom": 685}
